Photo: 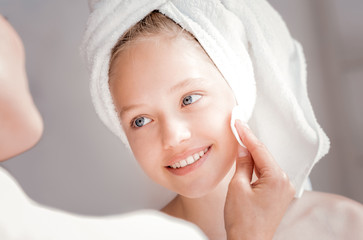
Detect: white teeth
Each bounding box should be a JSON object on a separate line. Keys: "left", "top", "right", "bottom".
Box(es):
{"left": 186, "top": 156, "right": 194, "bottom": 164}
{"left": 180, "top": 160, "right": 187, "bottom": 167}
{"left": 169, "top": 147, "right": 210, "bottom": 169}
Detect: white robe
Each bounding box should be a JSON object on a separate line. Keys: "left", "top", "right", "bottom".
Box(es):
{"left": 0, "top": 166, "right": 206, "bottom": 240}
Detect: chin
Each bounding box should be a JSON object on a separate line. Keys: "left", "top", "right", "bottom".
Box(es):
{"left": 174, "top": 177, "right": 223, "bottom": 199}
{"left": 178, "top": 189, "right": 211, "bottom": 199}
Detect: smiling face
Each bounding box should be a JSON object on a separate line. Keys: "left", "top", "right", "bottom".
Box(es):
{"left": 109, "top": 35, "right": 238, "bottom": 198}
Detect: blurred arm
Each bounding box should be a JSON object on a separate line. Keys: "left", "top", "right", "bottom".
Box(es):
{"left": 0, "top": 15, "right": 43, "bottom": 161}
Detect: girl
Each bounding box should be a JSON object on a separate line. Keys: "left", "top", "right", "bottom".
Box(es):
{"left": 107, "top": 12, "right": 295, "bottom": 238}
{"left": 82, "top": 1, "right": 363, "bottom": 239}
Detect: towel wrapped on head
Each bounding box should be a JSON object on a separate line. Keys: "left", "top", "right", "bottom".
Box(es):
{"left": 81, "top": 0, "right": 330, "bottom": 197}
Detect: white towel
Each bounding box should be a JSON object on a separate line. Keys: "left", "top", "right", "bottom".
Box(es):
{"left": 81, "top": 0, "right": 330, "bottom": 197}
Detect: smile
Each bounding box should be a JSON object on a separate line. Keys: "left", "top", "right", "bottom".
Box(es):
{"left": 169, "top": 147, "right": 209, "bottom": 169}
{"left": 166, "top": 145, "right": 212, "bottom": 176}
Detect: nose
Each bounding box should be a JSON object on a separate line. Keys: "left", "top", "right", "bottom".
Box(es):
{"left": 161, "top": 116, "right": 191, "bottom": 149}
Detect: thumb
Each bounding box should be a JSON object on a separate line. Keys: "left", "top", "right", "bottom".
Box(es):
{"left": 234, "top": 145, "right": 254, "bottom": 183}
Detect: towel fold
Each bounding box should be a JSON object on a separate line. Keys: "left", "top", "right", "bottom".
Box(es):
{"left": 81, "top": 0, "right": 330, "bottom": 197}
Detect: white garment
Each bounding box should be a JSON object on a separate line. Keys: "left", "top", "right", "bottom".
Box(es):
{"left": 0, "top": 166, "right": 206, "bottom": 240}
{"left": 81, "top": 0, "right": 330, "bottom": 197}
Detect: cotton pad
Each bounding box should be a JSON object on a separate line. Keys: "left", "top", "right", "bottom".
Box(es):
{"left": 230, "top": 105, "right": 248, "bottom": 148}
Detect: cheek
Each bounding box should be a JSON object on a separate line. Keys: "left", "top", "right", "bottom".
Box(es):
{"left": 127, "top": 130, "right": 172, "bottom": 188}
{"left": 192, "top": 97, "right": 237, "bottom": 155}
{"left": 201, "top": 91, "right": 237, "bottom": 159}
{"left": 200, "top": 92, "right": 235, "bottom": 136}
{"left": 124, "top": 127, "right": 159, "bottom": 169}
{"left": 128, "top": 137, "right": 164, "bottom": 183}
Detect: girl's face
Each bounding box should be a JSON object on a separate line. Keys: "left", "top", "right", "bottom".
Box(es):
{"left": 109, "top": 35, "right": 238, "bottom": 198}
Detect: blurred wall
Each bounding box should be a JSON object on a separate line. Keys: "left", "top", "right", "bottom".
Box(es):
{"left": 1, "top": 0, "right": 362, "bottom": 216}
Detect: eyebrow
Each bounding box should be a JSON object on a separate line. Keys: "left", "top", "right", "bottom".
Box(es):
{"left": 170, "top": 77, "right": 206, "bottom": 93}
{"left": 120, "top": 103, "right": 145, "bottom": 118}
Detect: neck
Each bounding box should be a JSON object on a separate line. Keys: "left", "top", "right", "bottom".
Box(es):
{"left": 162, "top": 163, "right": 236, "bottom": 240}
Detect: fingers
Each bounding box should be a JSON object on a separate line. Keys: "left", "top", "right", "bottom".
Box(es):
{"left": 234, "top": 120, "right": 280, "bottom": 175}
{"left": 234, "top": 120, "right": 296, "bottom": 195}
{"left": 228, "top": 149, "right": 254, "bottom": 195}
{"left": 234, "top": 145, "right": 254, "bottom": 183}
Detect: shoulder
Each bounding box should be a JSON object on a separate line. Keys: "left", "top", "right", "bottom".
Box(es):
{"left": 274, "top": 191, "right": 363, "bottom": 240}
{"left": 299, "top": 191, "right": 363, "bottom": 218}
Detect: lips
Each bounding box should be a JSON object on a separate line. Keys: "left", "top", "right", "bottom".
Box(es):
{"left": 168, "top": 146, "right": 209, "bottom": 169}
{"left": 165, "top": 145, "right": 212, "bottom": 176}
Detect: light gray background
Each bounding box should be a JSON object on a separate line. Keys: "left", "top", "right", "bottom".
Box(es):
{"left": 1, "top": 0, "right": 362, "bottom": 216}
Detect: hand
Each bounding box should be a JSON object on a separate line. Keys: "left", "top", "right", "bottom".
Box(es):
{"left": 224, "top": 120, "right": 295, "bottom": 240}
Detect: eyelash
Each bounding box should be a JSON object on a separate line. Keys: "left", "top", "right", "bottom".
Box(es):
{"left": 130, "top": 93, "right": 203, "bottom": 129}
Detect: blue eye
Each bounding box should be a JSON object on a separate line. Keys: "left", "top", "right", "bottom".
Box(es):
{"left": 182, "top": 94, "right": 202, "bottom": 106}
{"left": 132, "top": 116, "right": 152, "bottom": 128}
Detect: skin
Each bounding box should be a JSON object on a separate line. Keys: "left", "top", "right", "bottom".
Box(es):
{"left": 109, "top": 34, "right": 296, "bottom": 239}
{"left": 109, "top": 36, "right": 238, "bottom": 198}
{"left": 0, "top": 15, "right": 43, "bottom": 161}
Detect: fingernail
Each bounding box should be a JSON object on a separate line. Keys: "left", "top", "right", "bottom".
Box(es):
{"left": 238, "top": 145, "right": 249, "bottom": 157}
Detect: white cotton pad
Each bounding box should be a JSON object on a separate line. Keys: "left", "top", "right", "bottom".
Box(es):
{"left": 230, "top": 105, "right": 249, "bottom": 148}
